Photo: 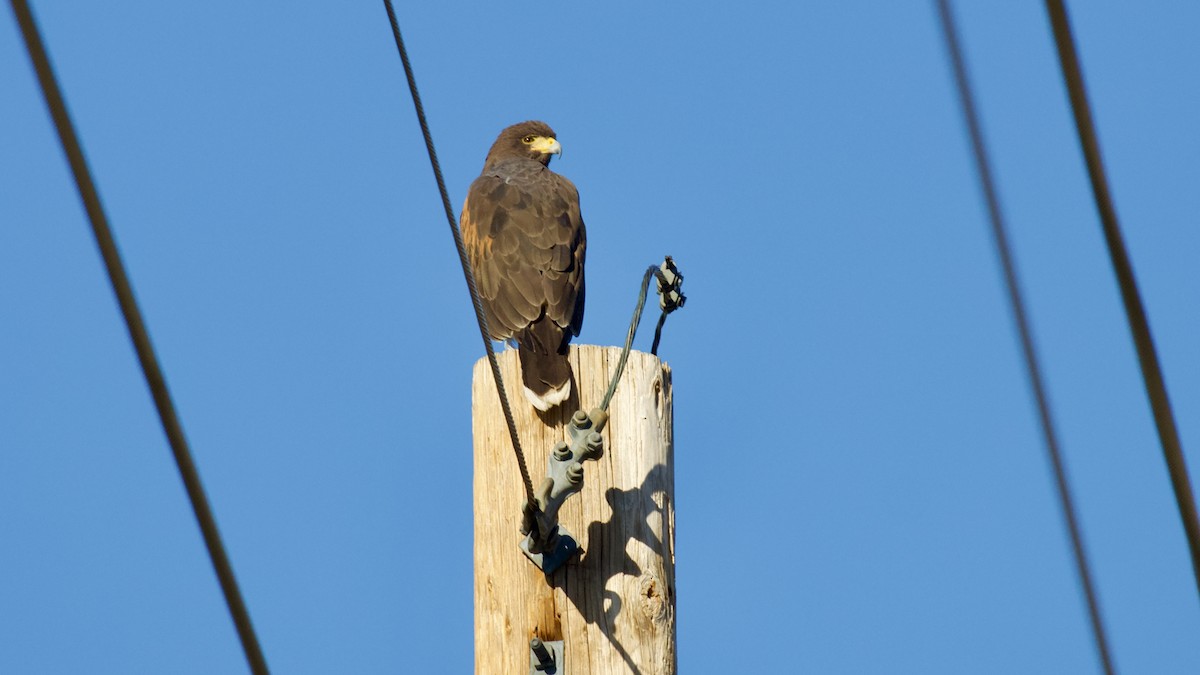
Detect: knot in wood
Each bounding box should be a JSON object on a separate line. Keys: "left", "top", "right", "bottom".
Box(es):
{"left": 637, "top": 572, "right": 670, "bottom": 624}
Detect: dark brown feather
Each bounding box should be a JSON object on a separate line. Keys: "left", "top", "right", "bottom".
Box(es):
{"left": 460, "top": 122, "right": 586, "bottom": 407}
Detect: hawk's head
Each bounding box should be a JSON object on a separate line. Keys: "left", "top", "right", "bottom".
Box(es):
{"left": 485, "top": 120, "right": 561, "bottom": 168}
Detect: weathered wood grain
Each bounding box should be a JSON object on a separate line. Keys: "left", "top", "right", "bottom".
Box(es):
{"left": 473, "top": 345, "right": 675, "bottom": 675}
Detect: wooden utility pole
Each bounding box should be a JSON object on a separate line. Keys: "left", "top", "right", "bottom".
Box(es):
{"left": 473, "top": 344, "right": 675, "bottom": 674}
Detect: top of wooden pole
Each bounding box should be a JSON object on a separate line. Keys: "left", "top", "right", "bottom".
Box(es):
{"left": 473, "top": 345, "right": 676, "bottom": 675}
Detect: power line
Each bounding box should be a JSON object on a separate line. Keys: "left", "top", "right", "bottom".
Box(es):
{"left": 1043, "top": 0, "right": 1200, "bottom": 600}
{"left": 8, "top": 1, "right": 270, "bottom": 673}
{"left": 600, "top": 267, "right": 658, "bottom": 412}
{"left": 933, "top": 1, "right": 1116, "bottom": 672}
{"left": 600, "top": 263, "right": 683, "bottom": 412}
{"left": 381, "top": 0, "right": 536, "bottom": 506}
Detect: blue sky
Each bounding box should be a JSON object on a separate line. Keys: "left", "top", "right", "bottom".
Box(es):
{"left": 3, "top": 1, "right": 1199, "bottom": 672}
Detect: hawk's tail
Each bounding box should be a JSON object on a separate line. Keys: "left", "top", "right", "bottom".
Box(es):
{"left": 517, "top": 322, "right": 572, "bottom": 412}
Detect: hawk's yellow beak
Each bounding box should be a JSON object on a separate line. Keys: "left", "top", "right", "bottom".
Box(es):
{"left": 530, "top": 137, "right": 562, "bottom": 155}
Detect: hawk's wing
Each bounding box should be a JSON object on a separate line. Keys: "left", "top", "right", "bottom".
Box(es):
{"left": 460, "top": 165, "right": 586, "bottom": 342}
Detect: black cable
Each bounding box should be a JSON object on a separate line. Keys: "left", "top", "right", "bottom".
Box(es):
{"left": 1043, "top": 0, "right": 1200, "bottom": 599}
{"left": 934, "top": 1, "right": 1116, "bottom": 672}
{"left": 600, "top": 266, "right": 660, "bottom": 412}
{"left": 381, "top": 0, "right": 536, "bottom": 506}
{"left": 650, "top": 312, "right": 668, "bottom": 357}
{"left": 8, "top": 2, "right": 270, "bottom": 672}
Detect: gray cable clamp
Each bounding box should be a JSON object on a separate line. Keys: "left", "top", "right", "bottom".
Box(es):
{"left": 519, "top": 409, "right": 608, "bottom": 574}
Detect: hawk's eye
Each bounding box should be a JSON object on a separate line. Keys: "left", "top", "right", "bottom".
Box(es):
{"left": 522, "top": 135, "right": 536, "bottom": 144}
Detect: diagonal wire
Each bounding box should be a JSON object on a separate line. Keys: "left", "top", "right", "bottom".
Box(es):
{"left": 381, "top": 0, "right": 536, "bottom": 506}
{"left": 600, "top": 263, "right": 681, "bottom": 411}
{"left": 934, "top": 1, "right": 1116, "bottom": 672}
{"left": 600, "top": 266, "right": 658, "bottom": 412}
{"left": 1043, "top": 0, "right": 1200, "bottom": 598}
{"left": 8, "top": 1, "right": 270, "bottom": 672}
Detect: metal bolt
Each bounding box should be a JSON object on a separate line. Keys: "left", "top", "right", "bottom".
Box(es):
{"left": 566, "top": 462, "right": 584, "bottom": 485}
{"left": 552, "top": 440, "right": 571, "bottom": 461}
{"left": 571, "top": 410, "right": 590, "bottom": 429}
{"left": 530, "top": 637, "right": 555, "bottom": 669}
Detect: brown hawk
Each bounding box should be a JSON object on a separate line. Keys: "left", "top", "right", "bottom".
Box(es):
{"left": 461, "top": 121, "right": 586, "bottom": 411}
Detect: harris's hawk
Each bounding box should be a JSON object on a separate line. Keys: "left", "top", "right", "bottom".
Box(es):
{"left": 461, "top": 121, "right": 586, "bottom": 411}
